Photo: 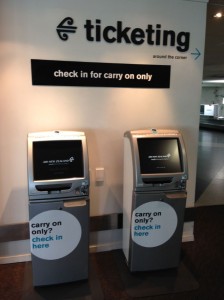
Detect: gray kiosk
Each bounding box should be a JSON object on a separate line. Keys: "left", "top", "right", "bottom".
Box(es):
{"left": 123, "top": 129, "right": 188, "bottom": 272}
{"left": 28, "top": 131, "right": 89, "bottom": 286}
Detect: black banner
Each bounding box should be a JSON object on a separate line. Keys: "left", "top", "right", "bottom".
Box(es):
{"left": 31, "top": 59, "right": 170, "bottom": 88}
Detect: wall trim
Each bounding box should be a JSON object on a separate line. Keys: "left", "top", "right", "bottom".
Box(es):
{"left": 0, "top": 209, "right": 195, "bottom": 243}
{"left": 0, "top": 210, "right": 195, "bottom": 264}
{"left": 0, "top": 227, "right": 194, "bottom": 265}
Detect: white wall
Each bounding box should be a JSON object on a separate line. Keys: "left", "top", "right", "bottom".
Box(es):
{"left": 0, "top": 0, "right": 207, "bottom": 253}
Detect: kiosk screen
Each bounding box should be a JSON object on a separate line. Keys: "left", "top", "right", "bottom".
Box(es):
{"left": 33, "top": 140, "right": 84, "bottom": 180}
{"left": 137, "top": 138, "right": 183, "bottom": 174}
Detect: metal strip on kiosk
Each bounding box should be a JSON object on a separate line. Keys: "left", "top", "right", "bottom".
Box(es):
{"left": 122, "top": 129, "right": 188, "bottom": 272}
{"left": 28, "top": 131, "right": 90, "bottom": 286}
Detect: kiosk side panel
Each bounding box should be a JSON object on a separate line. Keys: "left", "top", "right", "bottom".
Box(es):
{"left": 123, "top": 137, "right": 134, "bottom": 262}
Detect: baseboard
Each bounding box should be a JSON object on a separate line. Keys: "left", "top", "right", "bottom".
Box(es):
{"left": 89, "top": 240, "right": 122, "bottom": 253}
{"left": 0, "top": 244, "right": 122, "bottom": 264}
{"left": 182, "top": 233, "right": 194, "bottom": 242}
{"left": 182, "top": 221, "right": 194, "bottom": 242}
{"left": 0, "top": 253, "right": 31, "bottom": 264}
{"left": 0, "top": 224, "right": 194, "bottom": 264}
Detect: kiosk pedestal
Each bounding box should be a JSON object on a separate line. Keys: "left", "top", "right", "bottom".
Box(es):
{"left": 128, "top": 192, "right": 186, "bottom": 272}
{"left": 29, "top": 198, "right": 89, "bottom": 286}
{"left": 27, "top": 131, "right": 90, "bottom": 286}
{"left": 123, "top": 129, "right": 188, "bottom": 272}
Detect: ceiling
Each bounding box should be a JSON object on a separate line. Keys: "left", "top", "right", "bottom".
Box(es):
{"left": 203, "top": 0, "right": 224, "bottom": 80}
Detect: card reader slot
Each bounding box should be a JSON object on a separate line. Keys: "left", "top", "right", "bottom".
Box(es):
{"left": 142, "top": 177, "right": 173, "bottom": 184}
{"left": 35, "top": 183, "right": 72, "bottom": 192}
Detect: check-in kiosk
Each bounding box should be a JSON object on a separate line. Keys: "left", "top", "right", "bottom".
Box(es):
{"left": 123, "top": 129, "right": 188, "bottom": 272}
{"left": 28, "top": 131, "right": 89, "bottom": 286}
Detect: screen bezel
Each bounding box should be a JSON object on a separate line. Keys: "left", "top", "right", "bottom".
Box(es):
{"left": 128, "top": 130, "right": 188, "bottom": 188}
{"left": 27, "top": 131, "right": 89, "bottom": 199}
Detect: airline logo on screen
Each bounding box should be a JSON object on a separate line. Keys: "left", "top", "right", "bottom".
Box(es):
{"left": 148, "top": 153, "right": 171, "bottom": 161}
{"left": 56, "top": 17, "right": 190, "bottom": 52}
{"left": 43, "top": 156, "right": 75, "bottom": 166}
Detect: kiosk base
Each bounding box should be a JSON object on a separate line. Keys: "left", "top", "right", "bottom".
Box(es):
{"left": 29, "top": 198, "right": 89, "bottom": 286}
{"left": 126, "top": 191, "right": 186, "bottom": 272}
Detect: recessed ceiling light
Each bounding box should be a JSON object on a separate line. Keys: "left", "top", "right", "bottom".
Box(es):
{"left": 214, "top": 12, "right": 223, "bottom": 18}
{"left": 203, "top": 79, "right": 224, "bottom": 84}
